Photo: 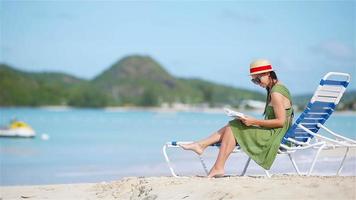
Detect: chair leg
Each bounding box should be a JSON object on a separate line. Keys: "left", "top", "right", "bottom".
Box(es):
{"left": 264, "top": 170, "right": 271, "bottom": 178}
{"left": 308, "top": 143, "right": 326, "bottom": 176}
{"left": 288, "top": 153, "right": 301, "bottom": 175}
{"left": 337, "top": 147, "right": 350, "bottom": 176}
{"left": 162, "top": 144, "right": 178, "bottom": 177}
{"left": 241, "top": 157, "right": 251, "bottom": 176}
{"left": 198, "top": 155, "right": 209, "bottom": 175}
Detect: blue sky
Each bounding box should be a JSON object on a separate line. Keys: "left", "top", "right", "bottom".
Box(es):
{"left": 1, "top": 1, "right": 355, "bottom": 94}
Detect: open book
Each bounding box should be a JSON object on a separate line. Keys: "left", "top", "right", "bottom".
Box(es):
{"left": 223, "top": 107, "right": 246, "bottom": 119}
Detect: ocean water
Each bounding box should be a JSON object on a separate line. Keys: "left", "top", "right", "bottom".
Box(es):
{"left": 0, "top": 108, "right": 355, "bottom": 186}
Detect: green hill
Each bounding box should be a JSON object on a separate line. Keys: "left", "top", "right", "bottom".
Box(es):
{"left": 93, "top": 55, "right": 196, "bottom": 106}
{"left": 92, "top": 55, "right": 264, "bottom": 106}
{"left": 1, "top": 55, "right": 353, "bottom": 109}
{"left": 0, "top": 64, "right": 110, "bottom": 107}
{"left": 0, "top": 64, "right": 80, "bottom": 106}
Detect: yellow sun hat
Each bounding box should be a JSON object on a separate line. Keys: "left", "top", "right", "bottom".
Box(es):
{"left": 249, "top": 59, "right": 274, "bottom": 75}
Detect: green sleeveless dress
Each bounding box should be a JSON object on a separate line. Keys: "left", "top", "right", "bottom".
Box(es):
{"left": 229, "top": 84, "right": 293, "bottom": 170}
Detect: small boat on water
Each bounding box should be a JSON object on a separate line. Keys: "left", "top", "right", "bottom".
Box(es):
{"left": 0, "top": 120, "right": 36, "bottom": 138}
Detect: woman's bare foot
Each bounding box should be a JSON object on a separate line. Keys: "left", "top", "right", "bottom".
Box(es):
{"left": 208, "top": 167, "right": 225, "bottom": 178}
{"left": 179, "top": 142, "right": 204, "bottom": 155}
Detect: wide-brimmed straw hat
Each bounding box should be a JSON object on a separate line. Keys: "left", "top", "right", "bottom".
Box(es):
{"left": 249, "top": 59, "right": 274, "bottom": 75}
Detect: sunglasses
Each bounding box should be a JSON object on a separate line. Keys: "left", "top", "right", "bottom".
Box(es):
{"left": 251, "top": 73, "right": 269, "bottom": 84}
{"left": 251, "top": 76, "right": 261, "bottom": 84}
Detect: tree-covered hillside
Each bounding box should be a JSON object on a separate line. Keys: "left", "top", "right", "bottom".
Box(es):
{"left": 92, "top": 55, "right": 265, "bottom": 106}
{"left": 0, "top": 64, "right": 109, "bottom": 107}
{"left": 1, "top": 55, "right": 354, "bottom": 110}
{"left": 0, "top": 56, "right": 265, "bottom": 107}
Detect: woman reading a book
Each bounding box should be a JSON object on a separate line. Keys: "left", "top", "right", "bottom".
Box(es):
{"left": 180, "top": 59, "right": 293, "bottom": 178}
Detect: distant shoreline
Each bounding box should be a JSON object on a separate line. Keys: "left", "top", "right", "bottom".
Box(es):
{"left": 0, "top": 105, "right": 355, "bottom": 115}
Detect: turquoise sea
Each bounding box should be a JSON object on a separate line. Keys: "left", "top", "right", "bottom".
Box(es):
{"left": 1, "top": 108, "right": 355, "bottom": 186}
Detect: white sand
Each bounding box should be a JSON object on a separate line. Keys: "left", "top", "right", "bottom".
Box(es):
{"left": 2, "top": 175, "right": 356, "bottom": 200}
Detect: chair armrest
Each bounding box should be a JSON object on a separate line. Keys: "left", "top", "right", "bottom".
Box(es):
{"left": 310, "top": 132, "right": 356, "bottom": 147}
{"left": 317, "top": 123, "right": 356, "bottom": 144}
{"left": 281, "top": 138, "right": 325, "bottom": 150}
{"left": 298, "top": 124, "right": 356, "bottom": 147}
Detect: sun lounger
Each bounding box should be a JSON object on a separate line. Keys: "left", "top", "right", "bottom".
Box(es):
{"left": 163, "top": 72, "right": 351, "bottom": 177}
{"left": 281, "top": 72, "right": 353, "bottom": 176}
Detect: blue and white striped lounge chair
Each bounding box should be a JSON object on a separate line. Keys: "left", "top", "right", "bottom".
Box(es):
{"left": 162, "top": 72, "right": 351, "bottom": 177}
{"left": 281, "top": 71, "right": 353, "bottom": 176}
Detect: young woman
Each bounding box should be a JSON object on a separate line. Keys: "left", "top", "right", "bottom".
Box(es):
{"left": 180, "top": 59, "right": 293, "bottom": 178}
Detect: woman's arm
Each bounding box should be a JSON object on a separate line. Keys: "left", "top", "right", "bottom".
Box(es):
{"left": 240, "top": 92, "right": 286, "bottom": 128}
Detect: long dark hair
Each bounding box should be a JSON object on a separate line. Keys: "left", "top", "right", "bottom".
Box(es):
{"left": 263, "top": 71, "right": 278, "bottom": 115}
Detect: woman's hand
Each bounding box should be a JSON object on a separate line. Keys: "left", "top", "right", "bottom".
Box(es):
{"left": 239, "top": 115, "right": 257, "bottom": 126}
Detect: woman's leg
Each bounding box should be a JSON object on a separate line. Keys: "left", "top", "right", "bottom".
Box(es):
{"left": 179, "top": 125, "right": 228, "bottom": 155}
{"left": 208, "top": 125, "right": 237, "bottom": 177}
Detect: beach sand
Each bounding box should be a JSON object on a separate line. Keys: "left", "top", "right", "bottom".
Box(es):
{"left": 1, "top": 175, "right": 356, "bottom": 200}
